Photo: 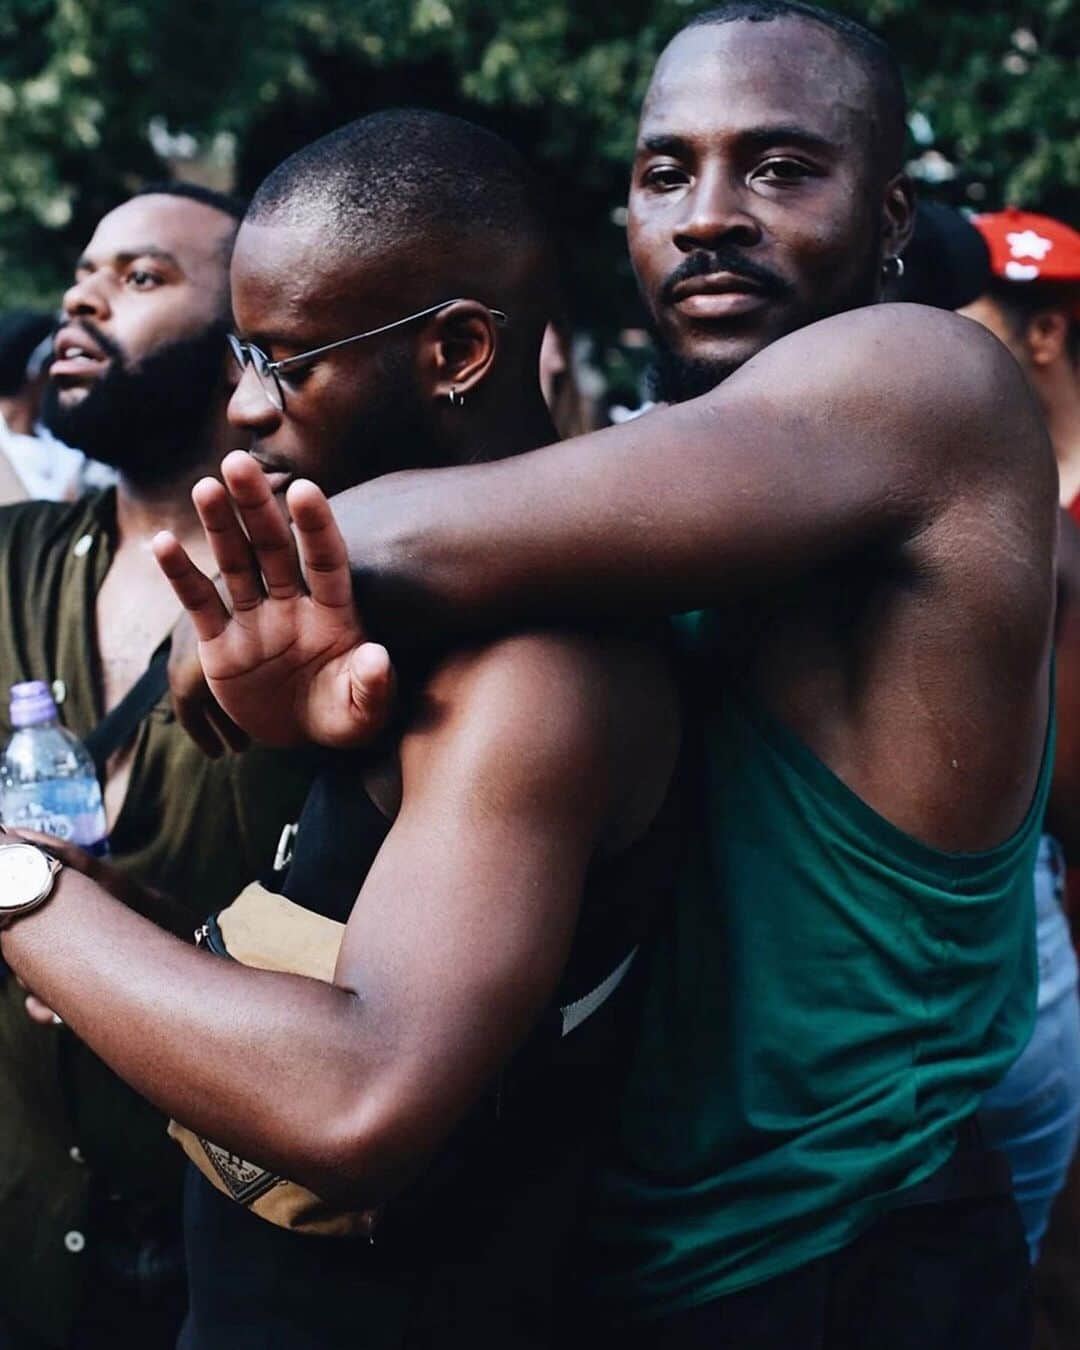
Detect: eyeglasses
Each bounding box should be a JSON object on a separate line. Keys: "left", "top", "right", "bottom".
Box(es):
{"left": 227, "top": 297, "right": 509, "bottom": 411}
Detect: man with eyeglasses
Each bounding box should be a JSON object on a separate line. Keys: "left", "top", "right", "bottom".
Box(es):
{"left": 160, "top": 6, "right": 1055, "bottom": 1347}
{"left": 0, "top": 110, "right": 684, "bottom": 1348}
{"left": 0, "top": 185, "right": 316, "bottom": 1349}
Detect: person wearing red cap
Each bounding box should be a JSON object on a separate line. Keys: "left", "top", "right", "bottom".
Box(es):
{"left": 961, "top": 209, "right": 1080, "bottom": 508}
{"left": 961, "top": 211, "right": 1080, "bottom": 1281}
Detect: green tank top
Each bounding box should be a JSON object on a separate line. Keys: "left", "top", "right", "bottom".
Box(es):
{"left": 589, "top": 611, "right": 1050, "bottom": 1320}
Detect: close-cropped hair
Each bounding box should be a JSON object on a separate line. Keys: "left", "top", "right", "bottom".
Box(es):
{"left": 132, "top": 180, "right": 247, "bottom": 224}
{"left": 246, "top": 108, "right": 550, "bottom": 259}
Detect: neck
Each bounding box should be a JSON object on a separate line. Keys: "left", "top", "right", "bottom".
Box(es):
{"left": 1035, "top": 364, "right": 1080, "bottom": 506}
{"left": 0, "top": 394, "right": 36, "bottom": 437}
{"left": 446, "top": 385, "right": 559, "bottom": 465}
{"left": 113, "top": 452, "right": 220, "bottom": 556}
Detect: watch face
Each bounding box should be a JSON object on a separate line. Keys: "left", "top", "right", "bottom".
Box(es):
{"left": 0, "top": 844, "right": 53, "bottom": 911}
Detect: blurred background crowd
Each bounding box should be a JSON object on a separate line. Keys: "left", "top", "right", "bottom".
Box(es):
{"left": 0, "top": 0, "right": 1076, "bottom": 417}
{"left": 0, "top": 3, "right": 1078, "bottom": 1348}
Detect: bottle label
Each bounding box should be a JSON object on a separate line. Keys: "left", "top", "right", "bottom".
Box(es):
{"left": 2, "top": 780, "right": 108, "bottom": 854}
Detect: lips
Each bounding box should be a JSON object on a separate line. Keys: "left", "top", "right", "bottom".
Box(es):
{"left": 670, "top": 272, "right": 769, "bottom": 320}
{"left": 250, "top": 457, "right": 294, "bottom": 496}
{"left": 51, "top": 327, "right": 110, "bottom": 380}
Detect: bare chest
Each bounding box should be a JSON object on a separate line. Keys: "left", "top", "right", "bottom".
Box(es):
{"left": 93, "top": 550, "right": 183, "bottom": 829}
{"left": 94, "top": 549, "right": 180, "bottom": 715}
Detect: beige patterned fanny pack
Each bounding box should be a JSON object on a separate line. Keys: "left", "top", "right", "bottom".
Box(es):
{"left": 169, "top": 881, "right": 639, "bottom": 1238}
{"left": 168, "top": 882, "right": 379, "bottom": 1238}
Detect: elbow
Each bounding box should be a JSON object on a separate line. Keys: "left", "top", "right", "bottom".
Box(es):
{"left": 287, "top": 1083, "right": 432, "bottom": 1212}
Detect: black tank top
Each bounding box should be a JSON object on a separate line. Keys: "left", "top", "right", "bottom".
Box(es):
{"left": 181, "top": 748, "right": 684, "bottom": 1349}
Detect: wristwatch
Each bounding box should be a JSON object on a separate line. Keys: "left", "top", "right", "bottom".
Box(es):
{"left": 0, "top": 841, "right": 63, "bottom": 930}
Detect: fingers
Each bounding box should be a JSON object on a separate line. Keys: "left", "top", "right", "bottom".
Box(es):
{"left": 175, "top": 705, "right": 225, "bottom": 759}
{"left": 348, "top": 643, "right": 395, "bottom": 737}
{"left": 153, "top": 531, "right": 231, "bottom": 642}
{"left": 9, "top": 828, "right": 97, "bottom": 879}
{"left": 204, "top": 701, "right": 251, "bottom": 755}
{"left": 190, "top": 476, "right": 265, "bottom": 613}
{"left": 287, "top": 479, "right": 356, "bottom": 612}
{"left": 166, "top": 612, "right": 245, "bottom": 759}
{"left": 167, "top": 614, "right": 221, "bottom": 758}
{"left": 171, "top": 670, "right": 251, "bottom": 760}
{"left": 25, "top": 995, "right": 62, "bottom": 1027}
{"left": 221, "top": 451, "right": 304, "bottom": 600}
{"left": 13, "top": 972, "right": 63, "bottom": 1026}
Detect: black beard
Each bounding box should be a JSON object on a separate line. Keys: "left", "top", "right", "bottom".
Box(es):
{"left": 42, "top": 322, "right": 228, "bottom": 488}
{"left": 650, "top": 345, "right": 744, "bottom": 403}
{"left": 648, "top": 236, "right": 883, "bottom": 405}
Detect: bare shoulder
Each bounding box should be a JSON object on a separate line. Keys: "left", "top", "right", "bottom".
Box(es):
{"left": 413, "top": 627, "right": 677, "bottom": 751}
{"left": 402, "top": 628, "right": 680, "bottom": 841}
{"left": 760, "top": 302, "right": 1050, "bottom": 477}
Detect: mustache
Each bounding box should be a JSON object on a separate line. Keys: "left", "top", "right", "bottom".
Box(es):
{"left": 52, "top": 316, "right": 126, "bottom": 365}
{"left": 660, "top": 246, "right": 793, "bottom": 306}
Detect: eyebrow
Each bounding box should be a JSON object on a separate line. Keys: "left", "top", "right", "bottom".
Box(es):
{"left": 640, "top": 124, "right": 838, "bottom": 158}
{"left": 640, "top": 133, "right": 694, "bottom": 158}
{"left": 235, "top": 329, "right": 311, "bottom": 357}
{"left": 75, "top": 246, "right": 184, "bottom": 273}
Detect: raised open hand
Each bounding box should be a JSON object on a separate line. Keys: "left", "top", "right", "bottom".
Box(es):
{"left": 153, "top": 450, "right": 394, "bottom": 750}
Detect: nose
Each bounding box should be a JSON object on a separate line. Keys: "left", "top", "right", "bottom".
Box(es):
{"left": 672, "top": 164, "right": 761, "bottom": 255}
{"left": 227, "top": 362, "right": 282, "bottom": 437}
{"left": 61, "top": 271, "right": 111, "bottom": 323}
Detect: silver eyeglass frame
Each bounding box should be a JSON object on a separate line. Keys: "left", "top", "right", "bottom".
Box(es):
{"left": 227, "top": 297, "right": 509, "bottom": 410}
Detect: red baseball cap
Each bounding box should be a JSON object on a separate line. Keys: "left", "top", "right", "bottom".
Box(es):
{"left": 971, "top": 207, "right": 1080, "bottom": 284}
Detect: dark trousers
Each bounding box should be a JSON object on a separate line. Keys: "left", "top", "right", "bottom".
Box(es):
{"left": 615, "top": 1191, "right": 1032, "bottom": 1350}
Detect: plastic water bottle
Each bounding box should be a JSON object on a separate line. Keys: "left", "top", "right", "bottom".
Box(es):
{"left": 1, "top": 681, "right": 108, "bottom": 857}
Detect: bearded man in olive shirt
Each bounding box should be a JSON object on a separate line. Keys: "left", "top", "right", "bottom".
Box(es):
{"left": 0, "top": 184, "right": 314, "bottom": 1349}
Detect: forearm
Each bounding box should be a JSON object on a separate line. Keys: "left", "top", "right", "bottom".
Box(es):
{"left": 336, "top": 377, "right": 925, "bottom": 647}
{"left": 0, "top": 874, "right": 387, "bottom": 1201}
{"left": 338, "top": 410, "right": 733, "bottom": 644}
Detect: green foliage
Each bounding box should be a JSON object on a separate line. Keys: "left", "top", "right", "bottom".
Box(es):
{"left": 0, "top": 0, "right": 1076, "bottom": 390}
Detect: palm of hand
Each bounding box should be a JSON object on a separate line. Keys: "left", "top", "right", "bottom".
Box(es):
{"left": 155, "top": 455, "right": 394, "bottom": 753}
{"left": 200, "top": 591, "right": 364, "bottom": 748}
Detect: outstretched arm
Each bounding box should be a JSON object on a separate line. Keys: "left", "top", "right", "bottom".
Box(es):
{"left": 339, "top": 305, "right": 1048, "bottom": 635}
{"left": 163, "top": 306, "right": 1052, "bottom": 756}
{"left": 0, "top": 630, "right": 611, "bottom": 1207}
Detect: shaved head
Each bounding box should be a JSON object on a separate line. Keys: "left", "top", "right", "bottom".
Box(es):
{"left": 246, "top": 109, "right": 552, "bottom": 309}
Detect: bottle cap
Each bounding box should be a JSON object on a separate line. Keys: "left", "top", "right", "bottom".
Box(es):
{"left": 10, "top": 680, "right": 59, "bottom": 728}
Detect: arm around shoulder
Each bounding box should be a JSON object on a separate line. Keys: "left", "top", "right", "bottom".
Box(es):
{"left": 341, "top": 305, "right": 1045, "bottom": 633}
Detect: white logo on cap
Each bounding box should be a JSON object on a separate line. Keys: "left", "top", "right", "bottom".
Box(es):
{"left": 1005, "top": 262, "right": 1041, "bottom": 281}
{"left": 1006, "top": 229, "right": 1053, "bottom": 261}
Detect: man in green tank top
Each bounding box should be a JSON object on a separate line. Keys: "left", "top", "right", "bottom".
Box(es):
{"left": 160, "top": 3, "right": 1055, "bottom": 1345}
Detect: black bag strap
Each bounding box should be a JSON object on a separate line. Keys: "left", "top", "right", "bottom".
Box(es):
{"left": 84, "top": 643, "right": 170, "bottom": 776}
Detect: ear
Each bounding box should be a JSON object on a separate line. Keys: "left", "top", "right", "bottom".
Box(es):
{"left": 423, "top": 302, "right": 500, "bottom": 403}
{"left": 880, "top": 172, "right": 915, "bottom": 269}
{"left": 1025, "top": 310, "right": 1069, "bottom": 369}
{"left": 220, "top": 341, "right": 241, "bottom": 396}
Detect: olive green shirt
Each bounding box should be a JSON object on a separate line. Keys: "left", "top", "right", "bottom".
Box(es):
{"left": 0, "top": 491, "right": 317, "bottom": 1345}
